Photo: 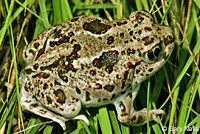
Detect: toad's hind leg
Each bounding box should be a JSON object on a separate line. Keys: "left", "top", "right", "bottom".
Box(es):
{"left": 113, "top": 85, "right": 165, "bottom": 125}
{"left": 19, "top": 75, "right": 88, "bottom": 130}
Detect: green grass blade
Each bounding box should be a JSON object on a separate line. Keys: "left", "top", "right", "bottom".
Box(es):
{"left": 43, "top": 124, "right": 53, "bottom": 134}
{"left": 6, "top": 102, "right": 17, "bottom": 134}
{"left": 77, "top": 4, "right": 116, "bottom": 9}
{"left": 0, "top": 0, "right": 15, "bottom": 46}
{"left": 109, "top": 110, "right": 121, "bottom": 134}
{"left": 53, "top": 0, "right": 62, "bottom": 24}
{"left": 194, "top": 0, "right": 200, "bottom": 8}
{"left": 120, "top": 124, "right": 129, "bottom": 134}
{"left": 98, "top": 106, "right": 112, "bottom": 134}
{"left": 38, "top": 0, "right": 51, "bottom": 28}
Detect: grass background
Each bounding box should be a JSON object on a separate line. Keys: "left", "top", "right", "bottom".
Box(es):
{"left": 0, "top": 0, "right": 200, "bottom": 133}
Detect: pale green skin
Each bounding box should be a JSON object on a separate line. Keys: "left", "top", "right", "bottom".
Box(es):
{"left": 19, "top": 11, "right": 174, "bottom": 130}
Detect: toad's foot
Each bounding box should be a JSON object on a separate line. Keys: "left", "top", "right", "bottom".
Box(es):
{"left": 114, "top": 86, "right": 165, "bottom": 125}
{"left": 127, "top": 108, "right": 165, "bottom": 125}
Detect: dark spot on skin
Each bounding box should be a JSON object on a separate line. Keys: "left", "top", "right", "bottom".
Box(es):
{"left": 120, "top": 91, "right": 126, "bottom": 95}
{"left": 33, "top": 63, "right": 39, "bottom": 70}
{"left": 129, "top": 30, "right": 133, "bottom": 36}
{"left": 76, "top": 87, "right": 81, "bottom": 94}
{"left": 30, "top": 103, "right": 39, "bottom": 108}
{"left": 72, "top": 108, "right": 75, "bottom": 111}
{"left": 93, "top": 51, "right": 119, "bottom": 69}
{"left": 58, "top": 71, "right": 68, "bottom": 82}
{"left": 134, "top": 24, "right": 138, "bottom": 28}
{"left": 24, "top": 84, "right": 30, "bottom": 92}
{"left": 41, "top": 92, "right": 44, "bottom": 98}
{"left": 120, "top": 112, "right": 128, "bottom": 117}
{"left": 121, "top": 51, "right": 125, "bottom": 55}
{"left": 93, "top": 58, "right": 103, "bottom": 69}
{"left": 127, "top": 48, "right": 135, "bottom": 55}
{"left": 131, "top": 115, "right": 137, "bottom": 122}
{"left": 71, "top": 17, "right": 79, "bottom": 22}
{"left": 142, "top": 36, "right": 154, "bottom": 46}
{"left": 32, "top": 73, "right": 50, "bottom": 79}
{"left": 54, "top": 89, "right": 66, "bottom": 104}
{"left": 121, "top": 81, "right": 125, "bottom": 89}
{"left": 73, "top": 44, "right": 81, "bottom": 52}
{"left": 96, "top": 83, "right": 102, "bottom": 89}
{"left": 25, "top": 99, "right": 31, "bottom": 103}
{"left": 54, "top": 80, "right": 61, "bottom": 86}
{"left": 124, "top": 40, "right": 128, "bottom": 44}
{"left": 25, "top": 68, "right": 34, "bottom": 74}
{"left": 47, "top": 96, "right": 52, "bottom": 104}
{"left": 36, "top": 37, "right": 48, "bottom": 59}
{"left": 120, "top": 33, "right": 124, "bottom": 38}
{"left": 119, "top": 101, "right": 126, "bottom": 112}
{"left": 43, "top": 83, "right": 48, "bottom": 89}
{"left": 90, "top": 70, "right": 96, "bottom": 76}
{"left": 50, "top": 41, "right": 55, "bottom": 47}
{"left": 72, "top": 97, "right": 79, "bottom": 102}
{"left": 83, "top": 19, "right": 111, "bottom": 34}
{"left": 128, "top": 92, "right": 132, "bottom": 98}
{"left": 104, "top": 85, "right": 115, "bottom": 92}
{"left": 136, "top": 69, "right": 140, "bottom": 74}
{"left": 116, "top": 74, "right": 121, "bottom": 79}
{"left": 144, "top": 27, "right": 152, "bottom": 31}
{"left": 103, "top": 98, "right": 108, "bottom": 101}
{"left": 107, "top": 36, "right": 114, "bottom": 44}
{"left": 111, "top": 94, "right": 116, "bottom": 100}
{"left": 86, "top": 91, "right": 91, "bottom": 101}
{"left": 127, "top": 62, "right": 135, "bottom": 69}
{"left": 54, "top": 103, "right": 59, "bottom": 108}
{"left": 60, "top": 108, "right": 64, "bottom": 111}
{"left": 34, "top": 42, "right": 40, "bottom": 49}
{"left": 63, "top": 63, "right": 76, "bottom": 72}
{"left": 39, "top": 109, "right": 47, "bottom": 114}
{"left": 117, "top": 21, "right": 127, "bottom": 26}
{"left": 40, "top": 60, "right": 59, "bottom": 70}
{"left": 67, "top": 52, "right": 79, "bottom": 62}
{"left": 148, "top": 68, "right": 153, "bottom": 72}
{"left": 123, "top": 71, "right": 128, "bottom": 80}
{"left": 138, "top": 30, "right": 142, "bottom": 35}
{"left": 70, "top": 39, "right": 77, "bottom": 44}
{"left": 105, "top": 66, "right": 113, "bottom": 74}
{"left": 68, "top": 32, "right": 74, "bottom": 37}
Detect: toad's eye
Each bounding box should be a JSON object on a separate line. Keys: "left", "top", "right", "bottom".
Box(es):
{"left": 142, "top": 43, "right": 163, "bottom": 63}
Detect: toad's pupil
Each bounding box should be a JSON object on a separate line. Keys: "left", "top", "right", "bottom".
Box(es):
{"left": 154, "top": 48, "right": 161, "bottom": 57}
{"left": 148, "top": 51, "right": 154, "bottom": 60}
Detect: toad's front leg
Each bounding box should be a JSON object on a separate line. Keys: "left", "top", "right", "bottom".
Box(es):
{"left": 113, "top": 85, "right": 165, "bottom": 125}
